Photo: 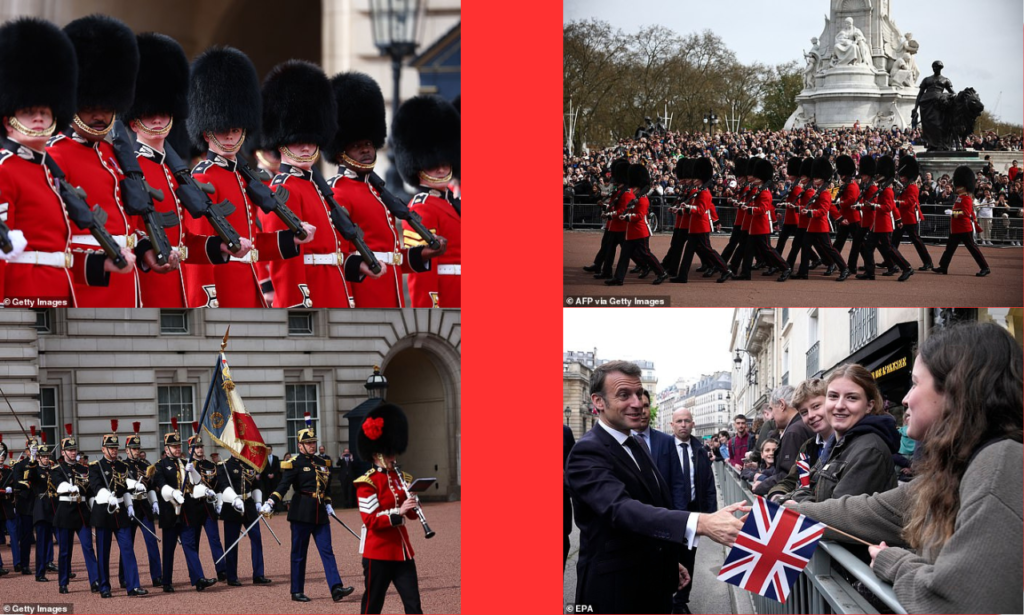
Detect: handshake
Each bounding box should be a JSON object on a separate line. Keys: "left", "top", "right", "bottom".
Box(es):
{"left": 694, "top": 501, "right": 753, "bottom": 547}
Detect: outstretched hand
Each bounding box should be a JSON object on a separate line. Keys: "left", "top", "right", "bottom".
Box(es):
{"left": 696, "top": 501, "right": 752, "bottom": 547}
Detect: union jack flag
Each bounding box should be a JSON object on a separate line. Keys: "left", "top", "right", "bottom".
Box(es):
{"left": 796, "top": 452, "right": 811, "bottom": 488}
{"left": 717, "top": 496, "right": 826, "bottom": 603}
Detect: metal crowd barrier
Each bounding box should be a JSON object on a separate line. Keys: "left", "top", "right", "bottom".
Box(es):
{"left": 713, "top": 461, "right": 907, "bottom": 615}
{"left": 563, "top": 194, "right": 1024, "bottom": 246}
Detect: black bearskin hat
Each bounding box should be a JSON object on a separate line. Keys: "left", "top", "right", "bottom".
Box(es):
{"left": 733, "top": 158, "right": 748, "bottom": 177}
{"left": 125, "top": 33, "right": 189, "bottom": 125}
{"left": 0, "top": 18, "right": 78, "bottom": 136}
{"left": 813, "top": 157, "right": 834, "bottom": 182}
{"left": 325, "top": 72, "right": 387, "bottom": 163}
{"left": 754, "top": 158, "right": 774, "bottom": 183}
{"left": 695, "top": 158, "right": 713, "bottom": 183}
{"left": 952, "top": 165, "right": 975, "bottom": 192}
{"left": 673, "top": 157, "right": 687, "bottom": 180}
{"left": 63, "top": 15, "right": 138, "bottom": 114}
{"left": 799, "top": 157, "right": 815, "bottom": 178}
{"left": 187, "top": 46, "right": 262, "bottom": 149}
{"left": 610, "top": 158, "right": 629, "bottom": 184}
{"left": 261, "top": 60, "right": 337, "bottom": 151}
{"left": 786, "top": 156, "right": 802, "bottom": 177}
{"left": 627, "top": 163, "right": 651, "bottom": 189}
{"left": 393, "top": 95, "right": 461, "bottom": 187}
{"left": 835, "top": 155, "right": 856, "bottom": 177}
{"left": 858, "top": 155, "right": 876, "bottom": 177}
{"left": 357, "top": 403, "right": 409, "bottom": 461}
{"left": 897, "top": 156, "right": 920, "bottom": 181}
{"left": 876, "top": 155, "right": 896, "bottom": 178}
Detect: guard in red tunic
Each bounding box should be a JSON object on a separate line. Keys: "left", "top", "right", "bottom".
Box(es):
{"left": 785, "top": 158, "right": 823, "bottom": 277}
{"left": 719, "top": 158, "right": 748, "bottom": 268}
{"left": 185, "top": 46, "right": 313, "bottom": 307}
{"left": 858, "top": 155, "right": 913, "bottom": 281}
{"left": 47, "top": 15, "right": 154, "bottom": 307}
{"left": 0, "top": 18, "right": 127, "bottom": 305}
{"left": 673, "top": 157, "right": 730, "bottom": 283}
{"left": 847, "top": 156, "right": 877, "bottom": 274}
{"left": 355, "top": 404, "right": 423, "bottom": 614}
{"left": 775, "top": 157, "right": 804, "bottom": 257}
{"left": 394, "top": 95, "right": 462, "bottom": 307}
{"left": 831, "top": 155, "right": 861, "bottom": 257}
{"left": 661, "top": 158, "right": 695, "bottom": 278}
{"left": 891, "top": 156, "right": 934, "bottom": 271}
{"left": 326, "top": 72, "right": 445, "bottom": 307}
{"left": 261, "top": 60, "right": 381, "bottom": 308}
{"left": 585, "top": 158, "right": 629, "bottom": 279}
{"left": 799, "top": 157, "right": 850, "bottom": 281}
{"left": 743, "top": 159, "right": 791, "bottom": 281}
{"left": 935, "top": 166, "right": 990, "bottom": 276}
{"left": 126, "top": 33, "right": 243, "bottom": 307}
{"left": 606, "top": 164, "right": 667, "bottom": 286}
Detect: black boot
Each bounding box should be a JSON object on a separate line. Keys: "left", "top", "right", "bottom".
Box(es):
{"left": 837, "top": 269, "right": 851, "bottom": 282}
{"left": 253, "top": 576, "right": 272, "bottom": 585}
{"left": 637, "top": 266, "right": 651, "bottom": 279}
{"left": 918, "top": 263, "right": 933, "bottom": 271}
{"left": 777, "top": 268, "right": 792, "bottom": 282}
{"left": 976, "top": 268, "right": 991, "bottom": 277}
{"left": 604, "top": 278, "right": 623, "bottom": 286}
{"left": 717, "top": 270, "right": 733, "bottom": 283}
{"left": 882, "top": 266, "right": 899, "bottom": 276}
{"left": 652, "top": 272, "right": 668, "bottom": 285}
{"left": 332, "top": 584, "right": 356, "bottom": 602}
{"left": 668, "top": 276, "right": 687, "bottom": 283}
{"left": 227, "top": 579, "right": 243, "bottom": 586}
{"left": 59, "top": 586, "right": 68, "bottom": 594}
{"left": 932, "top": 266, "right": 947, "bottom": 274}
{"left": 898, "top": 269, "right": 914, "bottom": 282}
{"left": 583, "top": 265, "right": 600, "bottom": 273}
{"left": 823, "top": 264, "right": 835, "bottom": 276}
{"left": 855, "top": 272, "right": 875, "bottom": 280}
{"left": 196, "top": 577, "right": 217, "bottom": 591}
{"left": 128, "top": 588, "right": 149, "bottom": 596}
{"left": 761, "top": 267, "right": 777, "bottom": 276}
{"left": 162, "top": 585, "right": 175, "bottom": 593}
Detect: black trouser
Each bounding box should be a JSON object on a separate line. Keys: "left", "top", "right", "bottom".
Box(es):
{"left": 892, "top": 223, "right": 933, "bottom": 267}
{"left": 939, "top": 232, "right": 989, "bottom": 270}
{"left": 361, "top": 558, "right": 422, "bottom": 614}
{"left": 592, "top": 229, "right": 615, "bottom": 269}
{"left": 846, "top": 226, "right": 869, "bottom": 271}
{"left": 719, "top": 225, "right": 743, "bottom": 263}
{"left": 599, "top": 231, "right": 625, "bottom": 277}
{"left": 614, "top": 238, "right": 665, "bottom": 282}
{"left": 746, "top": 234, "right": 788, "bottom": 275}
{"left": 803, "top": 232, "right": 846, "bottom": 273}
{"left": 865, "top": 231, "right": 910, "bottom": 276}
{"left": 785, "top": 228, "right": 821, "bottom": 269}
{"left": 728, "top": 230, "right": 749, "bottom": 273}
{"left": 662, "top": 228, "right": 688, "bottom": 276}
{"left": 832, "top": 223, "right": 854, "bottom": 253}
{"left": 673, "top": 502, "right": 701, "bottom": 609}
{"left": 677, "top": 233, "right": 727, "bottom": 282}
{"left": 775, "top": 223, "right": 798, "bottom": 255}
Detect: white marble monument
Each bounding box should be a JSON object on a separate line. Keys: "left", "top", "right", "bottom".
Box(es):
{"left": 785, "top": 0, "right": 920, "bottom": 130}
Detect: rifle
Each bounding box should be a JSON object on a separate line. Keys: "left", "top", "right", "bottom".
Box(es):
{"left": 43, "top": 157, "right": 127, "bottom": 269}
{"left": 620, "top": 184, "right": 652, "bottom": 216}
{"left": 162, "top": 143, "right": 242, "bottom": 253}
{"left": 109, "top": 120, "right": 178, "bottom": 265}
{"left": 232, "top": 155, "right": 307, "bottom": 240}
{"left": 0, "top": 214, "right": 11, "bottom": 254}
{"left": 365, "top": 171, "right": 441, "bottom": 250}
{"left": 309, "top": 166, "right": 381, "bottom": 275}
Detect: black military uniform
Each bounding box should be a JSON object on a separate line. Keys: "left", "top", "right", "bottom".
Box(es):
{"left": 27, "top": 436, "right": 56, "bottom": 582}
{"left": 185, "top": 426, "right": 227, "bottom": 580}
{"left": 121, "top": 422, "right": 161, "bottom": 587}
{"left": 13, "top": 435, "right": 38, "bottom": 575}
{"left": 0, "top": 435, "right": 14, "bottom": 576}
{"left": 264, "top": 419, "right": 354, "bottom": 602}
{"left": 217, "top": 455, "right": 271, "bottom": 585}
{"left": 52, "top": 424, "right": 95, "bottom": 593}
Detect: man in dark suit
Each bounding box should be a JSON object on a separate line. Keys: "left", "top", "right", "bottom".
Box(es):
{"left": 336, "top": 448, "right": 356, "bottom": 508}
{"left": 632, "top": 390, "right": 677, "bottom": 479}
{"left": 563, "top": 424, "right": 575, "bottom": 569}
{"left": 566, "top": 361, "right": 750, "bottom": 614}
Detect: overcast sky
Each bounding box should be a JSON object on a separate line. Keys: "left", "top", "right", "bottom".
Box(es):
{"left": 563, "top": 308, "right": 736, "bottom": 389}
{"left": 564, "top": 0, "right": 1023, "bottom": 125}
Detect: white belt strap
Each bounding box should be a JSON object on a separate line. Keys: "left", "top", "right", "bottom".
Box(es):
{"left": 72, "top": 234, "right": 132, "bottom": 249}
{"left": 230, "top": 248, "right": 259, "bottom": 263}
{"left": 373, "top": 251, "right": 403, "bottom": 266}
{"left": 7, "top": 251, "right": 73, "bottom": 269}
{"left": 304, "top": 252, "right": 341, "bottom": 266}
{"left": 58, "top": 495, "right": 82, "bottom": 503}
{"left": 437, "top": 264, "right": 461, "bottom": 275}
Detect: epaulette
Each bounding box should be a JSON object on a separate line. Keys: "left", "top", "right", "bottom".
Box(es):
{"left": 270, "top": 173, "right": 289, "bottom": 187}
{"left": 46, "top": 134, "right": 66, "bottom": 147}
{"left": 89, "top": 460, "right": 98, "bottom": 466}
{"left": 327, "top": 174, "right": 341, "bottom": 188}
{"left": 192, "top": 160, "right": 214, "bottom": 175}
{"left": 411, "top": 192, "right": 430, "bottom": 206}
{"left": 402, "top": 471, "right": 413, "bottom": 484}
{"left": 146, "top": 465, "right": 156, "bottom": 479}
{"left": 280, "top": 459, "right": 293, "bottom": 470}
{"left": 0, "top": 150, "right": 13, "bottom": 165}
{"left": 354, "top": 468, "right": 375, "bottom": 486}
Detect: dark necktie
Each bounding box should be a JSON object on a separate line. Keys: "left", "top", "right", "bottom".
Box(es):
{"left": 679, "top": 442, "right": 693, "bottom": 505}
{"left": 624, "top": 435, "right": 660, "bottom": 494}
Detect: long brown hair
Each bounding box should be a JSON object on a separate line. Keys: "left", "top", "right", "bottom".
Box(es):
{"left": 826, "top": 364, "right": 884, "bottom": 415}
{"left": 904, "top": 322, "right": 1023, "bottom": 556}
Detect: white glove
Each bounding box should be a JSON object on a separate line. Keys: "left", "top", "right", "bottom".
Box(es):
{"left": 185, "top": 462, "right": 193, "bottom": 473}
{"left": 259, "top": 501, "right": 273, "bottom": 515}
{"left": 30, "top": 444, "right": 37, "bottom": 461}
{"left": 945, "top": 209, "right": 953, "bottom": 215}
{"left": 135, "top": 482, "right": 146, "bottom": 494}
{"left": 152, "top": 502, "right": 160, "bottom": 515}
{"left": 71, "top": 484, "right": 80, "bottom": 494}
{"left": 4, "top": 487, "right": 11, "bottom": 494}
{"left": 172, "top": 489, "right": 185, "bottom": 505}
{"left": 0, "top": 230, "right": 27, "bottom": 261}
{"left": 232, "top": 498, "right": 244, "bottom": 513}
{"left": 215, "top": 500, "right": 223, "bottom": 515}
{"left": 325, "top": 504, "right": 335, "bottom": 517}
{"left": 110, "top": 499, "right": 120, "bottom": 512}
{"left": 127, "top": 505, "right": 135, "bottom": 518}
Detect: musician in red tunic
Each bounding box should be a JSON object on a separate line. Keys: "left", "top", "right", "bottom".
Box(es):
{"left": 355, "top": 404, "right": 423, "bottom": 614}
{"left": 394, "top": 95, "right": 463, "bottom": 307}
{"left": 891, "top": 156, "right": 934, "bottom": 271}
{"left": 326, "top": 72, "right": 445, "bottom": 307}
{"left": 935, "top": 166, "right": 990, "bottom": 276}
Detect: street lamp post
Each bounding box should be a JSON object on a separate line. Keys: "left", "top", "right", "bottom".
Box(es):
{"left": 703, "top": 109, "right": 719, "bottom": 138}
{"left": 369, "top": 0, "right": 422, "bottom": 196}
{"left": 565, "top": 405, "right": 571, "bottom": 427}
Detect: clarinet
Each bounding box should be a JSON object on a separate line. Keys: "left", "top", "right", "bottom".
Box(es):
{"left": 393, "top": 463, "right": 435, "bottom": 539}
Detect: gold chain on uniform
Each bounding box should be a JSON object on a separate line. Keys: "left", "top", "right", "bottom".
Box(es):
{"left": 341, "top": 152, "right": 375, "bottom": 171}
{"left": 131, "top": 117, "right": 173, "bottom": 137}
{"left": 73, "top": 113, "right": 115, "bottom": 137}
{"left": 8, "top": 116, "right": 56, "bottom": 138}
{"left": 420, "top": 168, "right": 453, "bottom": 184}
{"left": 206, "top": 130, "right": 245, "bottom": 154}
{"left": 280, "top": 144, "right": 320, "bottom": 164}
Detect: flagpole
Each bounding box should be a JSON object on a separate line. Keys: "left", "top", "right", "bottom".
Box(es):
{"left": 822, "top": 524, "right": 874, "bottom": 547}
{"left": 192, "top": 326, "right": 230, "bottom": 463}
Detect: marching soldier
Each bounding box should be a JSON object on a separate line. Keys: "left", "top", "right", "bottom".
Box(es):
{"left": 393, "top": 95, "right": 462, "bottom": 307}
{"left": 892, "top": 156, "right": 935, "bottom": 271}
{"left": 262, "top": 60, "right": 382, "bottom": 307}
{"left": 784, "top": 158, "right": 823, "bottom": 278}
{"left": 858, "top": 155, "right": 914, "bottom": 281}
{"left": 260, "top": 414, "right": 355, "bottom": 603}
{"left": 121, "top": 422, "right": 162, "bottom": 588}
{"left": 585, "top": 159, "right": 630, "bottom": 279}
{"left": 0, "top": 435, "right": 14, "bottom": 575}
{"left": 605, "top": 164, "right": 668, "bottom": 286}
{"left": 671, "top": 158, "right": 731, "bottom": 284}
{"left": 0, "top": 17, "right": 128, "bottom": 305}
{"left": 935, "top": 166, "right": 990, "bottom": 276}
{"left": 326, "top": 71, "right": 446, "bottom": 307}
{"left": 53, "top": 424, "right": 96, "bottom": 593}
{"left": 127, "top": 32, "right": 244, "bottom": 307}
{"left": 775, "top": 157, "right": 805, "bottom": 257}
{"left": 355, "top": 404, "right": 424, "bottom": 614}
{"left": 185, "top": 46, "right": 314, "bottom": 308}
{"left": 216, "top": 452, "right": 272, "bottom": 586}
{"left": 13, "top": 432, "right": 39, "bottom": 575}
{"left": 661, "top": 158, "right": 694, "bottom": 279}
{"left": 48, "top": 15, "right": 158, "bottom": 307}
{"left": 848, "top": 156, "right": 878, "bottom": 274}
{"left": 87, "top": 421, "right": 147, "bottom": 597}
{"left": 719, "top": 157, "right": 748, "bottom": 269}
{"left": 832, "top": 155, "right": 861, "bottom": 256}
{"left": 742, "top": 159, "right": 792, "bottom": 281}
{"left": 185, "top": 423, "right": 227, "bottom": 581}
{"left": 800, "top": 157, "right": 850, "bottom": 281}
{"left": 151, "top": 417, "right": 217, "bottom": 592}
{"left": 27, "top": 433, "right": 56, "bottom": 582}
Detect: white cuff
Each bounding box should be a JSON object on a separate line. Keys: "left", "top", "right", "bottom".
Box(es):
{"left": 685, "top": 513, "right": 700, "bottom": 550}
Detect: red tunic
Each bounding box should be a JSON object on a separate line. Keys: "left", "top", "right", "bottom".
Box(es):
{"left": 783, "top": 184, "right": 804, "bottom": 225}
{"left": 623, "top": 193, "right": 651, "bottom": 241}
{"left": 674, "top": 187, "right": 693, "bottom": 230}
{"left": 686, "top": 190, "right": 715, "bottom": 234}
{"left": 858, "top": 184, "right": 878, "bottom": 229}
{"left": 405, "top": 189, "right": 461, "bottom": 308}
{"left": 46, "top": 133, "right": 140, "bottom": 307}
{"left": 187, "top": 153, "right": 300, "bottom": 307}
{"left": 0, "top": 141, "right": 109, "bottom": 305}
{"left": 870, "top": 185, "right": 901, "bottom": 233}
{"left": 739, "top": 186, "right": 755, "bottom": 232}
{"left": 266, "top": 166, "right": 355, "bottom": 308}
{"left": 733, "top": 184, "right": 749, "bottom": 229}
{"left": 835, "top": 181, "right": 861, "bottom": 225}
{"left": 747, "top": 189, "right": 775, "bottom": 235}
{"left": 355, "top": 467, "right": 418, "bottom": 561}
{"left": 807, "top": 189, "right": 839, "bottom": 234}
{"left": 895, "top": 183, "right": 922, "bottom": 225}
{"left": 329, "top": 170, "right": 430, "bottom": 307}
{"left": 950, "top": 194, "right": 977, "bottom": 234}
{"left": 607, "top": 190, "right": 630, "bottom": 233}
{"left": 796, "top": 187, "right": 816, "bottom": 230}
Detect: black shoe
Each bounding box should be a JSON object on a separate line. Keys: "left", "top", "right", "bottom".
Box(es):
{"left": 976, "top": 268, "right": 991, "bottom": 277}
{"left": 604, "top": 279, "right": 623, "bottom": 286}
{"left": 882, "top": 267, "right": 899, "bottom": 276}
{"left": 837, "top": 269, "right": 851, "bottom": 282}
{"left": 932, "top": 266, "right": 947, "bottom": 274}
{"left": 592, "top": 273, "right": 611, "bottom": 280}
{"left": 652, "top": 272, "right": 668, "bottom": 285}
{"left": 218, "top": 571, "right": 227, "bottom": 582}
{"left": 733, "top": 273, "right": 751, "bottom": 280}
{"left": 809, "top": 259, "right": 821, "bottom": 270}
{"left": 919, "top": 264, "right": 933, "bottom": 271}
{"left": 791, "top": 271, "right": 809, "bottom": 280}
{"left": 59, "top": 586, "right": 68, "bottom": 594}
{"left": 629, "top": 265, "right": 642, "bottom": 274}
{"left": 858, "top": 266, "right": 865, "bottom": 271}
{"left": 36, "top": 576, "right": 48, "bottom": 582}
{"left": 69, "top": 572, "right": 76, "bottom": 579}
{"left": 162, "top": 585, "right": 175, "bottom": 593}
{"left": 583, "top": 265, "right": 600, "bottom": 273}
{"left": 227, "top": 579, "right": 242, "bottom": 586}
{"left": 332, "top": 584, "right": 356, "bottom": 602}
{"left": 761, "top": 267, "right": 777, "bottom": 276}
{"left": 695, "top": 265, "right": 707, "bottom": 272}
{"left": 292, "top": 593, "right": 311, "bottom": 602}
{"left": 855, "top": 273, "right": 875, "bottom": 280}
{"left": 92, "top": 582, "right": 100, "bottom": 593}
{"left": 153, "top": 579, "right": 162, "bottom": 587}
{"left": 128, "top": 588, "right": 149, "bottom": 597}
{"left": 0, "top": 568, "right": 8, "bottom": 576}
{"left": 252, "top": 576, "right": 272, "bottom": 585}
{"left": 21, "top": 568, "right": 31, "bottom": 575}
{"left": 196, "top": 577, "right": 217, "bottom": 591}
{"left": 668, "top": 277, "right": 687, "bottom": 283}
{"left": 717, "top": 270, "right": 733, "bottom": 283}
{"left": 777, "top": 268, "right": 792, "bottom": 282}
{"left": 898, "top": 269, "right": 914, "bottom": 282}
{"left": 101, "top": 591, "right": 112, "bottom": 599}
{"left": 637, "top": 266, "right": 651, "bottom": 279}
{"left": 46, "top": 562, "right": 57, "bottom": 572}
{"left": 702, "top": 268, "right": 717, "bottom": 278}
{"left": 752, "top": 261, "right": 764, "bottom": 270}
{"left": 13, "top": 564, "right": 22, "bottom": 573}
{"left": 823, "top": 264, "right": 835, "bottom": 276}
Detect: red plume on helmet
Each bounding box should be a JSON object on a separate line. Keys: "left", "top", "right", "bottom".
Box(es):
{"left": 171, "top": 417, "right": 178, "bottom": 431}
{"left": 41, "top": 432, "right": 47, "bottom": 443}
{"left": 133, "top": 421, "right": 140, "bottom": 434}
{"left": 65, "top": 423, "right": 73, "bottom": 436}
{"left": 192, "top": 421, "right": 199, "bottom": 433}
{"left": 30, "top": 425, "right": 36, "bottom": 437}
{"left": 111, "top": 420, "right": 118, "bottom": 433}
